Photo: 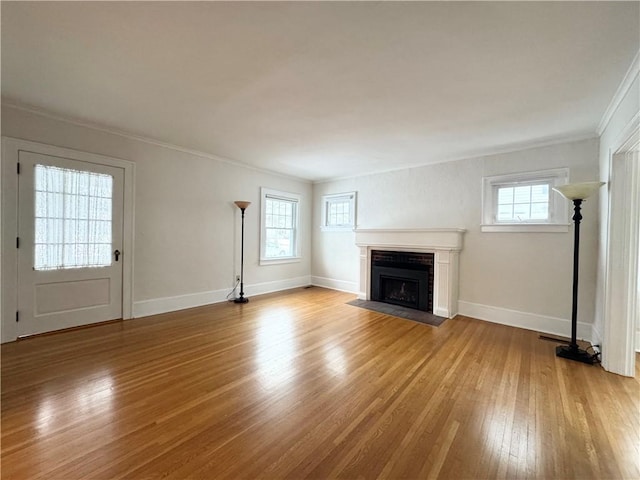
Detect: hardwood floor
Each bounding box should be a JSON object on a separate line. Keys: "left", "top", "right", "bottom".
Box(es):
{"left": 2, "top": 287, "right": 639, "bottom": 479}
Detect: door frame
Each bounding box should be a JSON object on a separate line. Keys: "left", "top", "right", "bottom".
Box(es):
{"left": 602, "top": 115, "right": 639, "bottom": 376}
{"left": 1, "top": 137, "right": 135, "bottom": 343}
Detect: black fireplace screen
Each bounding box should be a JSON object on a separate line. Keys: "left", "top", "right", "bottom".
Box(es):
{"left": 380, "top": 276, "right": 419, "bottom": 308}
{"left": 370, "top": 251, "right": 434, "bottom": 312}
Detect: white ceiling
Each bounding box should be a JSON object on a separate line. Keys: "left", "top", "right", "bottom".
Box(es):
{"left": 2, "top": 2, "right": 638, "bottom": 182}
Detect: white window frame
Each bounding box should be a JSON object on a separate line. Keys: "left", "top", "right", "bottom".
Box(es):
{"left": 260, "top": 187, "right": 301, "bottom": 265}
{"left": 481, "top": 168, "right": 570, "bottom": 233}
{"left": 321, "top": 192, "right": 357, "bottom": 231}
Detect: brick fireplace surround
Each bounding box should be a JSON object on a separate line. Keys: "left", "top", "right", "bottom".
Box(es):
{"left": 354, "top": 229, "right": 466, "bottom": 318}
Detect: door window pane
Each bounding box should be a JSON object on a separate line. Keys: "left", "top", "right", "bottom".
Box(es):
{"left": 34, "top": 164, "right": 113, "bottom": 270}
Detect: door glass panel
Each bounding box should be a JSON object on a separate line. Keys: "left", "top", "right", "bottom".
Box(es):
{"left": 34, "top": 164, "right": 113, "bottom": 270}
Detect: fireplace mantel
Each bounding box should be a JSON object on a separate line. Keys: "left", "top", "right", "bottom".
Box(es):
{"left": 354, "top": 228, "right": 465, "bottom": 318}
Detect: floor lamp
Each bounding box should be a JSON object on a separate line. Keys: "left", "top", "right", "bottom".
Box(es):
{"left": 552, "top": 181, "right": 605, "bottom": 364}
{"left": 234, "top": 201, "right": 251, "bottom": 304}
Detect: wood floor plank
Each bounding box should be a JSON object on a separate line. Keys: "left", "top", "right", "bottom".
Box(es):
{"left": 2, "top": 287, "right": 639, "bottom": 479}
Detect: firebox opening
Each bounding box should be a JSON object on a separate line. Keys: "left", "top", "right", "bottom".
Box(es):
{"left": 370, "top": 250, "right": 434, "bottom": 313}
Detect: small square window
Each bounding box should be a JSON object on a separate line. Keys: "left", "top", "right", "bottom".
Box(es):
{"left": 321, "top": 192, "right": 356, "bottom": 231}
{"left": 482, "top": 168, "right": 570, "bottom": 233}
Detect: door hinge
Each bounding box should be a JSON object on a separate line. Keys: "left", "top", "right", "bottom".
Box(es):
{"left": 16, "top": 311, "right": 19, "bottom": 322}
{"left": 16, "top": 237, "right": 20, "bottom": 249}
{"left": 17, "top": 162, "right": 20, "bottom": 174}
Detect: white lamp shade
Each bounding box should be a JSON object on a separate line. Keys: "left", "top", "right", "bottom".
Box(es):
{"left": 552, "top": 182, "right": 605, "bottom": 200}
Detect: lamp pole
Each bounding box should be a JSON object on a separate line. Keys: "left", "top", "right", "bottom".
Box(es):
{"left": 234, "top": 201, "right": 250, "bottom": 304}
{"left": 552, "top": 182, "right": 604, "bottom": 364}
{"left": 568, "top": 198, "right": 582, "bottom": 349}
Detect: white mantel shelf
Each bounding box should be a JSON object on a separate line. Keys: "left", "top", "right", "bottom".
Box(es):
{"left": 354, "top": 228, "right": 466, "bottom": 319}
{"left": 355, "top": 228, "right": 465, "bottom": 251}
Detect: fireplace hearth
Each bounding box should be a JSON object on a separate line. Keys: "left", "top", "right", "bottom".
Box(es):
{"left": 371, "top": 250, "right": 434, "bottom": 312}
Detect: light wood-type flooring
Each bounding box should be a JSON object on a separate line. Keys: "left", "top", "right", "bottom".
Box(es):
{"left": 2, "top": 287, "right": 639, "bottom": 479}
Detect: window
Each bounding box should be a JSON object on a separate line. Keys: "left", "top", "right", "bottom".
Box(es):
{"left": 482, "top": 168, "right": 569, "bottom": 232}
{"left": 34, "top": 164, "right": 113, "bottom": 270}
{"left": 261, "top": 188, "right": 301, "bottom": 264}
{"left": 321, "top": 192, "right": 356, "bottom": 231}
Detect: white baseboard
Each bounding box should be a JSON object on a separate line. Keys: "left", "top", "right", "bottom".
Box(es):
{"left": 133, "top": 289, "right": 228, "bottom": 318}
{"left": 434, "top": 307, "right": 452, "bottom": 319}
{"left": 591, "top": 324, "right": 603, "bottom": 349}
{"left": 457, "top": 300, "right": 594, "bottom": 342}
{"left": 245, "top": 275, "right": 312, "bottom": 297}
{"left": 636, "top": 329, "right": 640, "bottom": 353}
{"left": 310, "top": 276, "right": 358, "bottom": 293}
{"left": 133, "top": 275, "right": 311, "bottom": 318}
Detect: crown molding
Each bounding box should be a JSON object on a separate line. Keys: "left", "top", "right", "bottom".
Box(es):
{"left": 1, "top": 98, "right": 600, "bottom": 187}
{"left": 313, "top": 130, "right": 598, "bottom": 184}
{"left": 1, "top": 99, "right": 312, "bottom": 184}
{"left": 597, "top": 49, "right": 640, "bottom": 136}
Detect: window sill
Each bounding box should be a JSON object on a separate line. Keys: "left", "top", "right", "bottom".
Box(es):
{"left": 259, "top": 256, "right": 302, "bottom": 266}
{"left": 481, "top": 224, "right": 570, "bottom": 233}
{"left": 320, "top": 226, "right": 355, "bottom": 232}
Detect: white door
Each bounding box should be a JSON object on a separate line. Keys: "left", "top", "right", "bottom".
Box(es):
{"left": 17, "top": 151, "right": 124, "bottom": 337}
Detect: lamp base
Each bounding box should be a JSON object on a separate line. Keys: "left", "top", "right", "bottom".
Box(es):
{"left": 233, "top": 296, "right": 249, "bottom": 304}
{"left": 555, "top": 345, "right": 596, "bottom": 365}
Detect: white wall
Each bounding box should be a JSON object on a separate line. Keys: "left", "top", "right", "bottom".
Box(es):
{"left": 312, "top": 138, "right": 600, "bottom": 340}
{"left": 1, "top": 105, "right": 312, "bottom": 326}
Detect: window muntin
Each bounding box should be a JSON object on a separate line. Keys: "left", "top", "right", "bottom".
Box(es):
{"left": 261, "top": 188, "right": 300, "bottom": 262}
{"left": 34, "top": 164, "right": 113, "bottom": 270}
{"left": 321, "top": 192, "right": 356, "bottom": 230}
{"left": 482, "top": 168, "right": 569, "bottom": 233}
{"left": 495, "top": 181, "right": 550, "bottom": 223}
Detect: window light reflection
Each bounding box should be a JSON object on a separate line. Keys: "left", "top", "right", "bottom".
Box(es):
{"left": 255, "top": 311, "right": 298, "bottom": 390}
{"left": 323, "top": 342, "right": 347, "bottom": 377}
{"left": 35, "top": 372, "right": 114, "bottom": 435}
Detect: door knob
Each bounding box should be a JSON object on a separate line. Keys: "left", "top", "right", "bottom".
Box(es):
{"left": 114, "top": 249, "right": 121, "bottom": 262}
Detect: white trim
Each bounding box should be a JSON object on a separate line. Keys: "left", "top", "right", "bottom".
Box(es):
{"left": 597, "top": 49, "right": 640, "bottom": 136}
{"left": 636, "top": 330, "right": 640, "bottom": 354}
{"left": 591, "top": 324, "right": 603, "bottom": 351}
{"left": 457, "top": 300, "right": 593, "bottom": 342}
{"left": 134, "top": 288, "right": 230, "bottom": 318}
{"left": 354, "top": 228, "right": 466, "bottom": 251}
{"left": 481, "top": 168, "right": 569, "bottom": 232}
{"left": 313, "top": 132, "right": 597, "bottom": 185}
{"left": 133, "top": 276, "right": 311, "bottom": 318}
{"left": 260, "top": 187, "right": 302, "bottom": 264}
{"left": 354, "top": 229, "right": 464, "bottom": 319}
{"left": 480, "top": 224, "right": 570, "bottom": 233}
{"left": 602, "top": 145, "right": 639, "bottom": 376}
{"left": 311, "top": 275, "right": 358, "bottom": 294}
{"left": 1, "top": 137, "right": 135, "bottom": 343}
{"left": 611, "top": 112, "right": 640, "bottom": 154}
{"left": 2, "top": 101, "right": 311, "bottom": 184}
{"left": 258, "top": 257, "right": 302, "bottom": 266}
{"left": 321, "top": 192, "right": 357, "bottom": 231}
{"left": 245, "top": 275, "right": 311, "bottom": 296}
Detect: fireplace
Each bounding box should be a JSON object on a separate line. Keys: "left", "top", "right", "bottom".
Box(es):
{"left": 354, "top": 228, "right": 465, "bottom": 318}
{"left": 371, "top": 250, "right": 433, "bottom": 312}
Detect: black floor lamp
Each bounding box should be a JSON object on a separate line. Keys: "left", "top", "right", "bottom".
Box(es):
{"left": 552, "top": 181, "right": 605, "bottom": 364}
{"left": 234, "top": 201, "right": 251, "bottom": 304}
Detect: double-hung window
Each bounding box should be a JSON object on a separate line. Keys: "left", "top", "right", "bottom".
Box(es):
{"left": 482, "top": 168, "right": 569, "bottom": 232}
{"left": 260, "top": 188, "right": 301, "bottom": 264}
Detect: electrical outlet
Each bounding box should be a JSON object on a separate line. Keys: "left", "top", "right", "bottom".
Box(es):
{"left": 236, "top": 275, "right": 241, "bottom": 282}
